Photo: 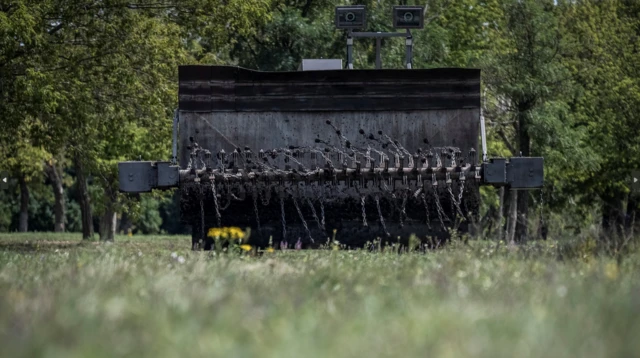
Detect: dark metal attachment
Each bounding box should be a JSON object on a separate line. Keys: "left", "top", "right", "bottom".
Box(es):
{"left": 483, "top": 157, "right": 544, "bottom": 189}
{"left": 118, "top": 161, "right": 179, "bottom": 193}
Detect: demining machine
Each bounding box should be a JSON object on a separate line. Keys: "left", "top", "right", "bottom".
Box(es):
{"left": 118, "top": 5, "right": 544, "bottom": 249}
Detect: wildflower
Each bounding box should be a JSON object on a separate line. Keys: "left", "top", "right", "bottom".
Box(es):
{"left": 208, "top": 228, "right": 226, "bottom": 239}
{"left": 266, "top": 247, "right": 275, "bottom": 253}
{"left": 170, "top": 252, "right": 178, "bottom": 259}
{"left": 240, "top": 244, "right": 252, "bottom": 251}
{"left": 177, "top": 256, "right": 185, "bottom": 264}
{"left": 280, "top": 241, "right": 288, "bottom": 250}
{"left": 295, "top": 238, "right": 302, "bottom": 250}
{"left": 207, "top": 227, "right": 246, "bottom": 240}
{"left": 228, "top": 227, "right": 246, "bottom": 240}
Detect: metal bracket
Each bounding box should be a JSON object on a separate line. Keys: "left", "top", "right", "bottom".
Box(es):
{"left": 118, "top": 161, "right": 179, "bottom": 193}
{"left": 482, "top": 157, "right": 544, "bottom": 189}
{"left": 346, "top": 30, "right": 413, "bottom": 70}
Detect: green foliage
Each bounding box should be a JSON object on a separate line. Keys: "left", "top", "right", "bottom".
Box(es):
{"left": 133, "top": 194, "right": 166, "bottom": 235}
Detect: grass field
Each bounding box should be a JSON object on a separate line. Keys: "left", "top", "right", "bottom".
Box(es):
{"left": 1, "top": 233, "right": 639, "bottom": 358}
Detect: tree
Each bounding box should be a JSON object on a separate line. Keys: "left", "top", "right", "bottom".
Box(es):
{"left": 482, "top": 0, "right": 598, "bottom": 242}
{"left": 0, "top": 0, "right": 272, "bottom": 239}
{"left": 557, "top": 0, "right": 640, "bottom": 236}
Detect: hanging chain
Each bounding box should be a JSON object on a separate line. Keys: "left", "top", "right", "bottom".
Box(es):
{"left": 307, "top": 197, "right": 325, "bottom": 231}
{"left": 280, "top": 194, "right": 287, "bottom": 241}
{"left": 433, "top": 185, "right": 449, "bottom": 230}
{"left": 381, "top": 179, "right": 396, "bottom": 198}
{"left": 447, "top": 183, "right": 465, "bottom": 218}
{"left": 458, "top": 179, "right": 465, "bottom": 211}
{"left": 399, "top": 190, "right": 408, "bottom": 228}
{"left": 318, "top": 186, "right": 326, "bottom": 229}
{"left": 375, "top": 195, "right": 390, "bottom": 237}
{"left": 292, "top": 193, "right": 314, "bottom": 243}
{"left": 361, "top": 195, "right": 368, "bottom": 227}
{"left": 211, "top": 180, "right": 221, "bottom": 227}
{"left": 252, "top": 186, "right": 261, "bottom": 231}
{"left": 421, "top": 192, "right": 432, "bottom": 230}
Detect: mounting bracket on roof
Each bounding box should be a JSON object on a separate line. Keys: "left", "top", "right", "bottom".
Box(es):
{"left": 336, "top": 5, "right": 424, "bottom": 69}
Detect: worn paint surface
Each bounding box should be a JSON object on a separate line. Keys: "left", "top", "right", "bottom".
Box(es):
{"left": 179, "top": 66, "right": 480, "bottom": 112}
{"left": 179, "top": 110, "right": 479, "bottom": 169}
{"left": 177, "top": 66, "right": 482, "bottom": 247}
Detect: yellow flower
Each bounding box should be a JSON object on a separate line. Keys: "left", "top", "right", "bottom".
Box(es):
{"left": 265, "top": 247, "right": 275, "bottom": 253}
{"left": 208, "top": 228, "right": 224, "bottom": 238}
{"left": 208, "top": 227, "right": 246, "bottom": 240}
{"left": 240, "top": 244, "right": 252, "bottom": 251}
{"left": 228, "top": 227, "right": 246, "bottom": 240}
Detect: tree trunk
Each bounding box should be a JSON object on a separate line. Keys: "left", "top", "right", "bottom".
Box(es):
{"left": 602, "top": 194, "right": 626, "bottom": 240}
{"left": 18, "top": 174, "right": 29, "bottom": 232}
{"left": 45, "top": 162, "right": 65, "bottom": 232}
{"left": 98, "top": 171, "right": 119, "bottom": 241}
{"left": 506, "top": 190, "right": 518, "bottom": 244}
{"left": 515, "top": 109, "right": 531, "bottom": 242}
{"left": 99, "top": 204, "right": 117, "bottom": 241}
{"left": 627, "top": 195, "right": 637, "bottom": 237}
{"left": 496, "top": 187, "right": 505, "bottom": 241}
{"left": 118, "top": 211, "right": 132, "bottom": 235}
{"left": 75, "top": 155, "right": 93, "bottom": 240}
{"left": 516, "top": 192, "right": 529, "bottom": 242}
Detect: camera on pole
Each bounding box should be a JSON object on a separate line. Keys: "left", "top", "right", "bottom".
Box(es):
{"left": 392, "top": 6, "right": 424, "bottom": 29}
{"left": 335, "top": 6, "right": 366, "bottom": 29}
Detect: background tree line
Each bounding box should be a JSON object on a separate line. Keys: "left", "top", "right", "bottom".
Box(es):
{"left": 0, "top": 0, "right": 638, "bottom": 242}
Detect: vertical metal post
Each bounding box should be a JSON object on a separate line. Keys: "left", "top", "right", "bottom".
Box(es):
{"left": 480, "top": 107, "right": 488, "bottom": 162}
{"left": 347, "top": 30, "right": 354, "bottom": 69}
{"left": 172, "top": 109, "right": 179, "bottom": 165}
{"left": 405, "top": 29, "right": 413, "bottom": 69}
{"left": 375, "top": 37, "right": 382, "bottom": 69}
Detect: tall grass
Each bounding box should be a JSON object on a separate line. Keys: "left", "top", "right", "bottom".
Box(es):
{"left": 0, "top": 233, "right": 639, "bottom": 357}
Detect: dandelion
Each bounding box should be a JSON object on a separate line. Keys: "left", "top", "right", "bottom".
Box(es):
{"left": 240, "top": 244, "right": 252, "bottom": 251}
{"left": 266, "top": 247, "right": 275, "bottom": 253}
{"left": 228, "top": 227, "right": 246, "bottom": 240}
{"left": 177, "top": 256, "right": 185, "bottom": 264}
{"left": 208, "top": 228, "right": 226, "bottom": 239}
{"left": 207, "top": 227, "right": 246, "bottom": 240}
